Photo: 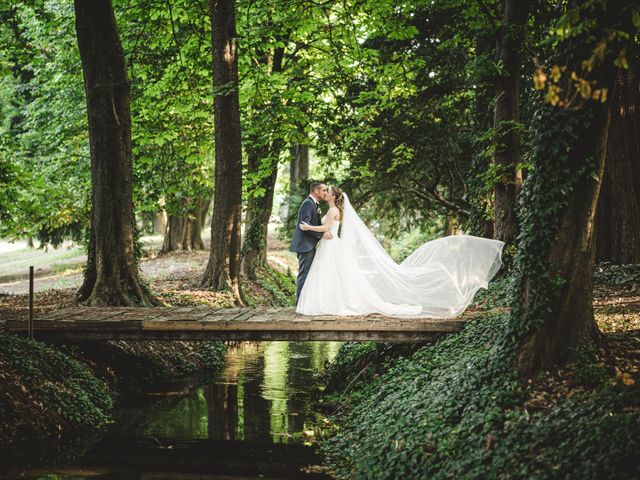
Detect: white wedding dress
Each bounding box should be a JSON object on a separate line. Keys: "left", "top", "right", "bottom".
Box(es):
{"left": 296, "top": 193, "right": 505, "bottom": 318}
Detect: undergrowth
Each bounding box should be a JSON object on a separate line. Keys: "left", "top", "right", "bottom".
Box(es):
{"left": 0, "top": 335, "right": 113, "bottom": 445}
{"left": 321, "top": 315, "right": 639, "bottom": 479}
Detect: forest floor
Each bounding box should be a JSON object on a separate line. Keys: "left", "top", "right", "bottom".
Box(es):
{"left": 0, "top": 227, "right": 298, "bottom": 317}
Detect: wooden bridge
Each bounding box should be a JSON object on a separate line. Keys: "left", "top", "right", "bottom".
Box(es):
{"left": 2, "top": 306, "right": 465, "bottom": 342}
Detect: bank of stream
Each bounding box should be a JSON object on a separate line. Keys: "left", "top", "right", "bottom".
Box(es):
{"left": 3, "top": 341, "right": 341, "bottom": 479}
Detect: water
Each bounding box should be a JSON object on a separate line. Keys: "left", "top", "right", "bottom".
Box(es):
{"left": 4, "top": 341, "right": 341, "bottom": 479}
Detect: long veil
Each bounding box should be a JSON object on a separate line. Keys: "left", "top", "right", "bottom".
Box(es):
{"left": 340, "top": 193, "right": 505, "bottom": 318}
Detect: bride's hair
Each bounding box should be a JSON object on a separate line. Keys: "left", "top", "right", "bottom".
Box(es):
{"left": 331, "top": 186, "right": 344, "bottom": 220}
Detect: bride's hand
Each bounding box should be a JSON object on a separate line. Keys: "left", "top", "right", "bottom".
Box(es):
{"left": 300, "top": 222, "right": 309, "bottom": 231}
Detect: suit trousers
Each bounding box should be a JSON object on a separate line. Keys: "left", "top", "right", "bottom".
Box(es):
{"left": 296, "top": 249, "right": 316, "bottom": 304}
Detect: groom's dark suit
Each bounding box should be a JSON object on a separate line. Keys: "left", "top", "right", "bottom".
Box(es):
{"left": 289, "top": 196, "right": 324, "bottom": 304}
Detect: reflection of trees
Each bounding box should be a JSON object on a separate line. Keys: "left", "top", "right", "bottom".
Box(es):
{"left": 262, "top": 342, "right": 291, "bottom": 443}
{"left": 242, "top": 346, "right": 271, "bottom": 443}
{"left": 204, "top": 382, "right": 238, "bottom": 440}
{"left": 138, "top": 392, "right": 209, "bottom": 439}
{"left": 114, "top": 341, "right": 343, "bottom": 445}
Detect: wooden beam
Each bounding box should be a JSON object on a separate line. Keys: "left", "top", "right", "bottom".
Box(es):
{"left": 3, "top": 306, "right": 466, "bottom": 342}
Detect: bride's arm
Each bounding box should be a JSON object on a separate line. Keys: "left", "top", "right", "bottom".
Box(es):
{"left": 301, "top": 208, "right": 337, "bottom": 232}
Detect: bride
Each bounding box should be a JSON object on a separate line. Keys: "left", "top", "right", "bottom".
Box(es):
{"left": 296, "top": 186, "right": 505, "bottom": 318}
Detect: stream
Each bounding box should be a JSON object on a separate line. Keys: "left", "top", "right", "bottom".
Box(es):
{"left": 4, "top": 341, "right": 341, "bottom": 479}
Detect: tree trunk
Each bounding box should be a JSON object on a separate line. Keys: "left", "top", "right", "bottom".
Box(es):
{"left": 190, "top": 199, "right": 209, "bottom": 250}
{"left": 161, "top": 199, "right": 209, "bottom": 253}
{"left": 200, "top": 0, "right": 243, "bottom": 304}
{"left": 74, "top": 0, "right": 158, "bottom": 306}
{"left": 596, "top": 38, "right": 640, "bottom": 263}
{"left": 511, "top": 1, "right": 631, "bottom": 378}
{"left": 492, "top": 0, "right": 529, "bottom": 244}
{"left": 242, "top": 47, "right": 285, "bottom": 279}
{"left": 469, "top": 29, "right": 496, "bottom": 238}
{"left": 154, "top": 210, "right": 167, "bottom": 235}
{"left": 286, "top": 134, "right": 310, "bottom": 235}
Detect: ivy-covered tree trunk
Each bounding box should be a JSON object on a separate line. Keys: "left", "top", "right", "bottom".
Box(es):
{"left": 161, "top": 199, "right": 209, "bottom": 253}
{"left": 469, "top": 29, "right": 496, "bottom": 239}
{"left": 596, "top": 39, "right": 640, "bottom": 263}
{"left": 492, "top": 0, "right": 529, "bottom": 244}
{"left": 201, "top": 0, "right": 243, "bottom": 303}
{"left": 510, "top": 1, "right": 631, "bottom": 378}
{"left": 74, "top": 0, "right": 158, "bottom": 306}
{"left": 242, "top": 47, "right": 285, "bottom": 279}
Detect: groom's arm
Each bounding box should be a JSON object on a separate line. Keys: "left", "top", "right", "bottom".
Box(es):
{"left": 300, "top": 202, "right": 323, "bottom": 239}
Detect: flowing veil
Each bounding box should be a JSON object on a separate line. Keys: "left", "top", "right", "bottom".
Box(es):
{"left": 340, "top": 193, "right": 505, "bottom": 318}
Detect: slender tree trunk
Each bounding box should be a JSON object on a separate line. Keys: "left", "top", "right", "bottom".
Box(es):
{"left": 74, "top": 0, "right": 158, "bottom": 306}
{"left": 161, "top": 199, "right": 209, "bottom": 253}
{"left": 161, "top": 215, "right": 187, "bottom": 253}
{"left": 596, "top": 38, "right": 640, "bottom": 263}
{"left": 154, "top": 210, "right": 167, "bottom": 235}
{"left": 286, "top": 132, "right": 309, "bottom": 235}
{"left": 242, "top": 47, "right": 285, "bottom": 279}
{"left": 511, "top": 1, "right": 631, "bottom": 377}
{"left": 470, "top": 30, "right": 496, "bottom": 238}
{"left": 289, "top": 141, "right": 309, "bottom": 199}
{"left": 201, "top": 0, "right": 243, "bottom": 304}
{"left": 190, "top": 199, "right": 209, "bottom": 250}
{"left": 492, "top": 0, "right": 529, "bottom": 244}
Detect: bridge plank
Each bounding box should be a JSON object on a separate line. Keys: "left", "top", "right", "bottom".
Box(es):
{"left": 4, "top": 306, "right": 466, "bottom": 341}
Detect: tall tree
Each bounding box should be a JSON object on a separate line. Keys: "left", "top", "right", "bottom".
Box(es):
{"left": 509, "top": 0, "right": 633, "bottom": 377}
{"left": 596, "top": 35, "right": 640, "bottom": 263}
{"left": 492, "top": 0, "right": 529, "bottom": 244}
{"left": 201, "top": 0, "right": 243, "bottom": 303}
{"left": 74, "top": 0, "right": 157, "bottom": 306}
{"left": 242, "top": 46, "right": 285, "bottom": 279}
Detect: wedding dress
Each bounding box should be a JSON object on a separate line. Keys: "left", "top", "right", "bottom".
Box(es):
{"left": 295, "top": 193, "right": 505, "bottom": 318}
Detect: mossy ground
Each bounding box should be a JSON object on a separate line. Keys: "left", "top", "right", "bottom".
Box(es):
{"left": 320, "top": 262, "right": 640, "bottom": 479}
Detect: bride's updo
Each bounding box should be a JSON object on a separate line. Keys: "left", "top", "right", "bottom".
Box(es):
{"left": 331, "top": 186, "right": 344, "bottom": 220}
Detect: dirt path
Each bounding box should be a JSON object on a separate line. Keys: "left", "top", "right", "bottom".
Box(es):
{"left": 0, "top": 230, "right": 297, "bottom": 296}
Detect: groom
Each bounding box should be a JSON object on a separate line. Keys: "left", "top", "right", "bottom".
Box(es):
{"left": 290, "top": 181, "right": 333, "bottom": 304}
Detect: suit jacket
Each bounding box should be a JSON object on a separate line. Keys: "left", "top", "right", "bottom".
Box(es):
{"left": 289, "top": 196, "right": 324, "bottom": 253}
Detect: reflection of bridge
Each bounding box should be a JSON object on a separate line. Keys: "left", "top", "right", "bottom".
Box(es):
{"left": 3, "top": 306, "right": 465, "bottom": 342}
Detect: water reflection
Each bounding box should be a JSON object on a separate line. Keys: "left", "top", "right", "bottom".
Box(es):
{"left": 5, "top": 341, "right": 340, "bottom": 479}
{"left": 114, "top": 341, "right": 340, "bottom": 444}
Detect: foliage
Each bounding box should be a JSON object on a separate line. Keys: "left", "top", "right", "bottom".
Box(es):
{"left": 321, "top": 314, "right": 640, "bottom": 479}
{"left": 323, "top": 341, "right": 422, "bottom": 394}
{"left": 471, "top": 274, "right": 515, "bottom": 311}
{"left": 251, "top": 265, "right": 297, "bottom": 307}
{"left": 67, "top": 340, "right": 227, "bottom": 393}
{"left": 321, "top": 314, "right": 524, "bottom": 479}
{"left": 593, "top": 262, "right": 640, "bottom": 288}
{"left": 0, "top": 1, "right": 90, "bottom": 244}
{"left": 194, "top": 341, "right": 227, "bottom": 371}
{"left": 0, "top": 335, "right": 114, "bottom": 444}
